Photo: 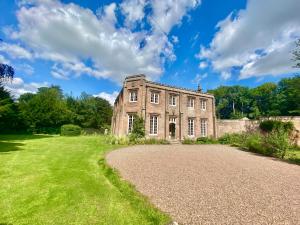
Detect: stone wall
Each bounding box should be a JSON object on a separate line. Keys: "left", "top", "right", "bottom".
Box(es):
{"left": 217, "top": 116, "right": 300, "bottom": 145}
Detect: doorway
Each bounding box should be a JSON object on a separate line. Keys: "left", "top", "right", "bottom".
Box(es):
{"left": 169, "top": 123, "right": 176, "bottom": 139}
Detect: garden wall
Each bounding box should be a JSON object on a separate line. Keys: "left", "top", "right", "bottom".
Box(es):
{"left": 217, "top": 116, "right": 300, "bottom": 145}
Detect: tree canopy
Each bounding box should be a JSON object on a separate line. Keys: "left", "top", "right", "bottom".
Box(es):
{"left": 208, "top": 76, "right": 300, "bottom": 119}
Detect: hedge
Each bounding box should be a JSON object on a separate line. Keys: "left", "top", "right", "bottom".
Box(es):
{"left": 61, "top": 124, "right": 82, "bottom": 136}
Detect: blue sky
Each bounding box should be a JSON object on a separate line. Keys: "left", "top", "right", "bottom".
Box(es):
{"left": 0, "top": 0, "right": 299, "bottom": 104}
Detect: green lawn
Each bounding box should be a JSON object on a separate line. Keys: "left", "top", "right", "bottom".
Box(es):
{"left": 0, "top": 135, "right": 170, "bottom": 225}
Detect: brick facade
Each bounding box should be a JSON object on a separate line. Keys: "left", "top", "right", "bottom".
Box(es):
{"left": 112, "top": 74, "right": 217, "bottom": 140}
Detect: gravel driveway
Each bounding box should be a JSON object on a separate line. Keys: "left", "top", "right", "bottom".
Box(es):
{"left": 106, "top": 145, "right": 300, "bottom": 225}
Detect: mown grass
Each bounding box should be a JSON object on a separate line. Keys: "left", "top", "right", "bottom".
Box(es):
{"left": 0, "top": 135, "right": 170, "bottom": 225}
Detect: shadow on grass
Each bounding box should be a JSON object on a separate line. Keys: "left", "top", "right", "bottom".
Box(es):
{"left": 0, "top": 134, "right": 53, "bottom": 141}
{"left": 0, "top": 134, "right": 53, "bottom": 154}
{"left": 0, "top": 141, "right": 25, "bottom": 153}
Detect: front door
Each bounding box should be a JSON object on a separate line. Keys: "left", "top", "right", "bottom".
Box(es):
{"left": 169, "top": 123, "right": 176, "bottom": 139}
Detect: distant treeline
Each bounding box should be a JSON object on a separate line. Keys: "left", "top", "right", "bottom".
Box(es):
{"left": 208, "top": 75, "right": 300, "bottom": 119}
{"left": 0, "top": 85, "right": 112, "bottom": 134}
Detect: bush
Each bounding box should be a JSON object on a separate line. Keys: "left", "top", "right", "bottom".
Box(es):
{"left": 61, "top": 124, "right": 82, "bottom": 136}
{"left": 259, "top": 120, "right": 294, "bottom": 133}
{"left": 196, "top": 137, "right": 219, "bottom": 144}
{"left": 263, "top": 128, "right": 291, "bottom": 158}
{"left": 131, "top": 115, "right": 145, "bottom": 138}
{"left": 182, "top": 138, "right": 196, "bottom": 144}
{"left": 218, "top": 133, "right": 246, "bottom": 146}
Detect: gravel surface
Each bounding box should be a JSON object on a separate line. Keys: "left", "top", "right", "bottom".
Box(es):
{"left": 106, "top": 145, "right": 300, "bottom": 225}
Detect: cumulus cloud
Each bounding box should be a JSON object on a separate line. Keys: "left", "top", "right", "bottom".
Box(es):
{"left": 4, "top": 0, "right": 199, "bottom": 84}
{"left": 198, "top": 0, "right": 300, "bottom": 79}
{"left": 93, "top": 91, "right": 119, "bottom": 105}
{"left": 150, "top": 0, "right": 200, "bottom": 34}
{"left": 4, "top": 77, "right": 48, "bottom": 98}
{"left": 121, "top": 0, "right": 146, "bottom": 28}
{"left": 0, "top": 42, "right": 32, "bottom": 60}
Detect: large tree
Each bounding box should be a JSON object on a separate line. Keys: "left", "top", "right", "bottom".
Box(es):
{"left": 19, "top": 86, "right": 71, "bottom": 132}
{"left": 67, "top": 93, "right": 112, "bottom": 131}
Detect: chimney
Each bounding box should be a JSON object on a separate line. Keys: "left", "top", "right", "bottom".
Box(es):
{"left": 197, "top": 84, "right": 202, "bottom": 93}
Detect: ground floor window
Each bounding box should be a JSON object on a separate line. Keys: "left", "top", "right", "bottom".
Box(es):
{"left": 200, "top": 119, "right": 208, "bottom": 137}
{"left": 188, "top": 118, "right": 195, "bottom": 136}
{"left": 128, "top": 114, "right": 134, "bottom": 133}
{"left": 150, "top": 115, "right": 158, "bottom": 135}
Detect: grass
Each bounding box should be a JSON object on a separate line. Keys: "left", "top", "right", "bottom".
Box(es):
{"left": 0, "top": 135, "right": 170, "bottom": 225}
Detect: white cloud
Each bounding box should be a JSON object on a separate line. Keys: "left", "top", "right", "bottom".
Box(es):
{"left": 192, "top": 73, "right": 207, "bottom": 84}
{"left": 5, "top": 0, "right": 199, "bottom": 84}
{"left": 220, "top": 71, "right": 231, "bottom": 80}
{"left": 0, "top": 42, "right": 32, "bottom": 60}
{"left": 93, "top": 91, "right": 119, "bottom": 105}
{"left": 150, "top": 0, "right": 200, "bottom": 34}
{"left": 121, "top": 0, "right": 146, "bottom": 28}
{"left": 15, "top": 63, "right": 35, "bottom": 75}
{"left": 198, "top": 61, "right": 207, "bottom": 69}
{"left": 4, "top": 77, "right": 48, "bottom": 98}
{"left": 198, "top": 0, "right": 300, "bottom": 79}
{"left": 0, "top": 54, "right": 10, "bottom": 64}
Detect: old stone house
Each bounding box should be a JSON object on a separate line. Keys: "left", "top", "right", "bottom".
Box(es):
{"left": 112, "top": 74, "right": 217, "bottom": 140}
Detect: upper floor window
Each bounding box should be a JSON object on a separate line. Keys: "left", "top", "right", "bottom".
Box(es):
{"left": 129, "top": 90, "right": 137, "bottom": 102}
{"left": 200, "top": 119, "right": 208, "bottom": 137}
{"left": 187, "top": 97, "right": 195, "bottom": 108}
{"left": 150, "top": 115, "right": 158, "bottom": 135}
{"left": 169, "top": 95, "right": 176, "bottom": 106}
{"left": 128, "top": 114, "right": 134, "bottom": 133}
{"left": 200, "top": 99, "right": 207, "bottom": 110}
{"left": 150, "top": 92, "right": 159, "bottom": 104}
{"left": 188, "top": 118, "right": 195, "bottom": 136}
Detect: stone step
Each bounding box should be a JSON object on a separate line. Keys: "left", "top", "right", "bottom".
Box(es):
{"left": 169, "top": 140, "right": 181, "bottom": 145}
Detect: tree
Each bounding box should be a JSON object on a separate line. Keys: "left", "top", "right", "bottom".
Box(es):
{"left": 0, "top": 63, "right": 14, "bottom": 81}
{"left": 277, "top": 76, "right": 300, "bottom": 115}
{"left": 66, "top": 93, "right": 113, "bottom": 131}
{"left": 19, "top": 86, "right": 71, "bottom": 133}
{"left": 293, "top": 39, "right": 300, "bottom": 68}
{"left": 250, "top": 82, "right": 280, "bottom": 117}
{"left": 0, "top": 84, "right": 24, "bottom": 133}
{"left": 208, "top": 86, "right": 251, "bottom": 119}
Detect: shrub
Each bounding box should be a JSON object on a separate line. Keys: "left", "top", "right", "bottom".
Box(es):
{"left": 61, "top": 124, "right": 82, "bottom": 136}
{"left": 259, "top": 120, "right": 294, "bottom": 133}
{"left": 131, "top": 115, "right": 145, "bottom": 138}
{"left": 144, "top": 138, "right": 170, "bottom": 145}
{"left": 182, "top": 138, "right": 196, "bottom": 144}
{"left": 196, "top": 137, "right": 218, "bottom": 144}
{"left": 218, "top": 133, "right": 246, "bottom": 146}
{"left": 263, "top": 127, "right": 291, "bottom": 158}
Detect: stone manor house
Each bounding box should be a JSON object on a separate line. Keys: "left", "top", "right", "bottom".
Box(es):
{"left": 111, "top": 74, "right": 217, "bottom": 140}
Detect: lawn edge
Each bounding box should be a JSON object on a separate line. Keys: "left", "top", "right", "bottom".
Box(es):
{"left": 100, "top": 147, "right": 172, "bottom": 225}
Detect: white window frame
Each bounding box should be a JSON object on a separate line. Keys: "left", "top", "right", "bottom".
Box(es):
{"left": 169, "top": 117, "right": 176, "bottom": 124}
{"left": 188, "top": 118, "right": 195, "bottom": 137}
{"left": 188, "top": 97, "right": 195, "bottom": 108}
{"left": 200, "top": 99, "right": 207, "bottom": 111}
{"left": 150, "top": 92, "right": 159, "bottom": 104}
{"left": 128, "top": 114, "right": 134, "bottom": 134}
{"left": 169, "top": 95, "right": 176, "bottom": 106}
{"left": 129, "top": 90, "right": 137, "bottom": 102}
{"left": 150, "top": 115, "right": 158, "bottom": 135}
{"left": 200, "top": 119, "right": 208, "bottom": 137}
